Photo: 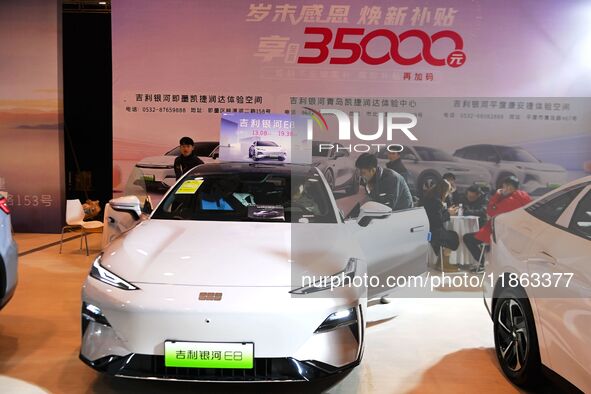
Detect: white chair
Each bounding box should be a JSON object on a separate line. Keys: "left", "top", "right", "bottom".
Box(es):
{"left": 59, "top": 199, "right": 103, "bottom": 256}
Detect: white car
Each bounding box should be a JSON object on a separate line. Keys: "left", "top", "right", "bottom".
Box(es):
{"left": 80, "top": 162, "right": 429, "bottom": 382}
{"left": 313, "top": 141, "right": 359, "bottom": 194}
{"left": 453, "top": 144, "right": 567, "bottom": 195}
{"left": 375, "top": 146, "right": 492, "bottom": 196}
{"left": 0, "top": 194, "right": 18, "bottom": 310}
{"left": 483, "top": 176, "right": 591, "bottom": 392}
{"left": 135, "top": 141, "right": 219, "bottom": 189}
{"left": 248, "top": 140, "right": 287, "bottom": 161}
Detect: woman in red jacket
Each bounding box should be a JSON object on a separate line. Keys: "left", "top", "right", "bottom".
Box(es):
{"left": 464, "top": 176, "right": 532, "bottom": 270}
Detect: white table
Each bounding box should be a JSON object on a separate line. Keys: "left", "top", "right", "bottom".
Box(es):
{"left": 446, "top": 215, "right": 480, "bottom": 266}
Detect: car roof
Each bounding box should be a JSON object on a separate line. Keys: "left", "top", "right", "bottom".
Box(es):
{"left": 190, "top": 161, "right": 316, "bottom": 176}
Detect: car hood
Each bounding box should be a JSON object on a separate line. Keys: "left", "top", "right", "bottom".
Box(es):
{"left": 101, "top": 219, "right": 355, "bottom": 287}
{"left": 137, "top": 155, "right": 175, "bottom": 166}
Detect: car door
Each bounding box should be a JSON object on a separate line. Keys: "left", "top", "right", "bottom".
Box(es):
{"left": 525, "top": 185, "right": 591, "bottom": 392}
{"left": 347, "top": 207, "right": 429, "bottom": 299}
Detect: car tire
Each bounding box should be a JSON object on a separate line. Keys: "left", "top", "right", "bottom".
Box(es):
{"left": 417, "top": 172, "right": 441, "bottom": 198}
{"left": 278, "top": 156, "right": 286, "bottom": 161}
{"left": 324, "top": 169, "right": 335, "bottom": 190}
{"left": 496, "top": 172, "right": 516, "bottom": 190}
{"left": 0, "top": 255, "right": 5, "bottom": 300}
{"left": 493, "top": 286, "right": 544, "bottom": 388}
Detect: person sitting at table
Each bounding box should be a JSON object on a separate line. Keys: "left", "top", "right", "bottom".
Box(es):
{"left": 463, "top": 176, "right": 532, "bottom": 271}
{"left": 459, "top": 185, "right": 489, "bottom": 228}
{"left": 442, "top": 172, "right": 461, "bottom": 206}
{"left": 422, "top": 179, "right": 460, "bottom": 272}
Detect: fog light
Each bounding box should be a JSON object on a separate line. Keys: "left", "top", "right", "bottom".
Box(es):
{"left": 315, "top": 307, "right": 358, "bottom": 333}
{"left": 82, "top": 302, "right": 110, "bottom": 327}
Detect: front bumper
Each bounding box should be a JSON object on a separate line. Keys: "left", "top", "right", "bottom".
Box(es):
{"left": 80, "top": 353, "right": 358, "bottom": 382}
{"left": 81, "top": 278, "right": 364, "bottom": 381}
{"left": 254, "top": 151, "right": 286, "bottom": 159}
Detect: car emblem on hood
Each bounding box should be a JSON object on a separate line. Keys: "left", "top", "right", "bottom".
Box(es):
{"left": 199, "top": 292, "right": 222, "bottom": 301}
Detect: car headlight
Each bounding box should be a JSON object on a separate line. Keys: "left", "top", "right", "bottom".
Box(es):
{"left": 315, "top": 307, "right": 358, "bottom": 333}
{"left": 90, "top": 253, "right": 139, "bottom": 290}
{"left": 290, "top": 258, "right": 358, "bottom": 295}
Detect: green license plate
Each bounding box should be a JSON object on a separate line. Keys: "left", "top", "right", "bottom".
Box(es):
{"left": 143, "top": 175, "right": 155, "bottom": 182}
{"left": 164, "top": 341, "right": 254, "bottom": 369}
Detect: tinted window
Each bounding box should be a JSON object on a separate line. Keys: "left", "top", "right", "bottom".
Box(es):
{"left": 569, "top": 191, "right": 591, "bottom": 240}
{"left": 258, "top": 141, "right": 278, "bottom": 147}
{"left": 165, "top": 141, "right": 218, "bottom": 157}
{"left": 454, "top": 149, "right": 466, "bottom": 158}
{"left": 498, "top": 146, "right": 539, "bottom": 163}
{"left": 194, "top": 142, "right": 219, "bottom": 157}
{"left": 375, "top": 149, "right": 391, "bottom": 160}
{"left": 414, "top": 147, "right": 455, "bottom": 162}
{"left": 463, "top": 146, "right": 497, "bottom": 162}
{"left": 152, "top": 170, "right": 337, "bottom": 223}
{"left": 312, "top": 141, "right": 331, "bottom": 157}
{"left": 526, "top": 184, "right": 586, "bottom": 224}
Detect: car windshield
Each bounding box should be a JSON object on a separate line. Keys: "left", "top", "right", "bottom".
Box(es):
{"left": 165, "top": 141, "right": 219, "bottom": 157}
{"left": 414, "top": 146, "right": 455, "bottom": 162}
{"left": 152, "top": 169, "right": 337, "bottom": 223}
{"left": 312, "top": 141, "right": 331, "bottom": 157}
{"left": 258, "top": 141, "right": 278, "bottom": 147}
{"left": 497, "top": 146, "right": 539, "bottom": 163}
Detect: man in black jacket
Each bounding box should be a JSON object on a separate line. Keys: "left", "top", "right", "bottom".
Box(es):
{"left": 355, "top": 153, "right": 413, "bottom": 211}
{"left": 174, "top": 136, "right": 204, "bottom": 179}
{"left": 385, "top": 151, "right": 409, "bottom": 184}
{"left": 459, "top": 185, "right": 488, "bottom": 228}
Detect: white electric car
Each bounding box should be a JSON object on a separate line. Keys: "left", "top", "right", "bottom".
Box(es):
{"left": 483, "top": 176, "right": 591, "bottom": 392}
{"left": 248, "top": 141, "right": 287, "bottom": 161}
{"left": 0, "top": 193, "right": 18, "bottom": 310}
{"left": 453, "top": 144, "right": 567, "bottom": 195}
{"left": 81, "top": 162, "right": 429, "bottom": 382}
{"left": 374, "top": 145, "right": 492, "bottom": 196}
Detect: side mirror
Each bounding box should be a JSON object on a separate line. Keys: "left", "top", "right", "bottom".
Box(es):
{"left": 109, "top": 195, "right": 142, "bottom": 220}
{"left": 142, "top": 195, "right": 153, "bottom": 214}
{"left": 357, "top": 201, "right": 392, "bottom": 227}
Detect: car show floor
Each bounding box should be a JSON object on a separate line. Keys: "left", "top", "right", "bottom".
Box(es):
{"left": 0, "top": 233, "right": 551, "bottom": 393}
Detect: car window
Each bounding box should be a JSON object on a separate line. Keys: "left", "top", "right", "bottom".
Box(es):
{"left": 526, "top": 184, "right": 587, "bottom": 225}
{"left": 194, "top": 142, "right": 218, "bottom": 156}
{"left": 165, "top": 141, "right": 219, "bottom": 157}
{"left": 258, "top": 141, "right": 278, "bottom": 147}
{"left": 569, "top": 190, "right": 591, "bottom": 240}
{"left": 462, "top": 146, "right": 481, "bottom": 160}
{"left": 454, "top": 148, "right": 465, "bottom": 158}
{"left": 375, "top": 150, "right": 388, "bottom": 160}
{"left": 414, "top": 147, "right": 455, "bottom": 162}
{"left": 312, "top": 141, "right": 331, "bottom": 157}
{"left": 152, "top": 170, "right": 337, "bottom": 223}
{"left": 400, "top": 150, "right": 417, "bottom": 160}
{"left": 165, "top": 146, "right": 181, "bottom": 156}
{"left": 335, "top": 144, "right": 349, "bottom": 157}
{"left": 497, "top": 146, "right": 539, "bottom": 163}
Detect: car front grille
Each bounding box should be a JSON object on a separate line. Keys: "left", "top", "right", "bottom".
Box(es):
{"left": 81, "top": 353, "right": 356, "bottom": 382}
